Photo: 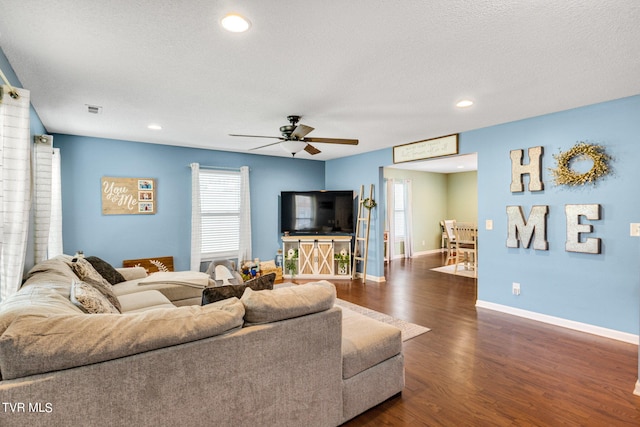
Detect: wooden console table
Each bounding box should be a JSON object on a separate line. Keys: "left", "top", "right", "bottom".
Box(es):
{"left": 282, "top": 235, "right": 352, "bottom": 279}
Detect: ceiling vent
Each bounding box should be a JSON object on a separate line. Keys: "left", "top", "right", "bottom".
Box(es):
{"left": 86, "top": 104, "right": 103, "bottom": 114}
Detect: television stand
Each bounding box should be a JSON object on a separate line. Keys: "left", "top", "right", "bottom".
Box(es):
{"left": 282, "top": 235, "right": 352, "bottom": 279}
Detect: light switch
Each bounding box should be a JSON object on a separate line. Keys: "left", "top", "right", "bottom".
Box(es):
{"left": 486, "top": 219, "right": 493, "bottom": 230}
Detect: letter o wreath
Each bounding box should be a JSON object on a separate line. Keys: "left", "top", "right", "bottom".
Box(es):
{"left": 550, "top": 142, "right": 611, "bottom": 186}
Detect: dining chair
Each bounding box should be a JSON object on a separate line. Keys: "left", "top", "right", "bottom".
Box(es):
{"left": 454, "top": 222, "right": 477, "bottom": 277}
{"left": 442, "top": 219, "right": 457, "bottom": 265}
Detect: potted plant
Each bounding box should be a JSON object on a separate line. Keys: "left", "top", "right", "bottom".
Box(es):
{"left": 285, "top": 248, "right": 298, "bottom": 276}
{"left": 334, "top": 248, "right": 350, "bottom": 275}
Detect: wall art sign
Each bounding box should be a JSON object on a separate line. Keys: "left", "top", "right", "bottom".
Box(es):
{"left": 101, "top": 177, "right": 156, "bottom": 215}
{"left": 506, "top": 145, "right": 604, "bottom": 254}
{"left": 393, "top": 134, "right": 458, "bottom": 164}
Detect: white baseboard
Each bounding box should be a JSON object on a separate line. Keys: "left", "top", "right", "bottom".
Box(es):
{"left": 353, "top": 272, "right": 386, "bottom": 283}
{"left": 476, "top": 300, "right": 639, "bottom": 345}
{"left": 412, "top": 249, "right": 446, "bottom": 257}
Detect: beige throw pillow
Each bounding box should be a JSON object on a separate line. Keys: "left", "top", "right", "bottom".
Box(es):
{"left": 70, "top": 280, "right": 120, "bottom": 314}
{"left": 241, "top": 281, "right": 336, "bottom": 325}
{"left": 71, "top": 257, "right": 122, "bottom": 312}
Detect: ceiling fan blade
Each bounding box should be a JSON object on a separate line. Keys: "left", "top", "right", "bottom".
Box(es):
{"left": 250, "top": 141, "right": 284, "bottom": 150}
{"left": 290, "top": 124, "right": 314, "bottom": 139}
{"left": 229, "top": 133, "right": 283, "bottom": 140}
{"left": 304, "top": 144, "right": 321, "bottom": 155}
{"left": 304, "top": 137, "right": 359, "bottom": 145}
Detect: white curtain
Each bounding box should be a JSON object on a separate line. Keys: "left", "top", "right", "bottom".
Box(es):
{"left": 48, "top": 147, "right": 63, "bottom": 257}
{"left": 0, "top": 86, "right": 31, "bottom": 300}
{"left": 190, "top": 163, "right": 201, "bottom": 271}
{"left": 385, "top": 178, "right": 413, "bottom": 259}
{"left": 33, "top": 136, "right": 53, "bottom": 264}
{"left": 403, "top": 179, "right": 414, "bottom": 258}
{"left": 385, "top": 179, "right": 396, "bottom": 261}
{"left": 238, "top": 166, "right": 251, "bottom": 264}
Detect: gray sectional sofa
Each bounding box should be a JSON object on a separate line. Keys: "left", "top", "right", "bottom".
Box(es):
{"left": 0, "top": 256, "right": 404, "bottom": 426}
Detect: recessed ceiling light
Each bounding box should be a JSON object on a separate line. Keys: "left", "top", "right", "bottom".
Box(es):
{"left": 456, "top": 99, "right": 474, "bottom": 108}
{"left": 148, "top": 124, "right": 162, "bottom": 130}
{"left": 221, "top": 14, "right": 251, "bottom": 32}
{"left": 457, "top": 165, "right": 465, "bottom": 169}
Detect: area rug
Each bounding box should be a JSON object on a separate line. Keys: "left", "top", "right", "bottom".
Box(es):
{"left": 430, "top": 263, "right": 476, "bottom": 278}
{"left": 334, "top": 298, "right": 430, "bottom": 341}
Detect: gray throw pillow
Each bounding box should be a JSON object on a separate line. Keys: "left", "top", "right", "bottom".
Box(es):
{"left": 201, "top": 272, "right": 276, "bottom": 305}
{"left": 85, "top": 256, "right": 126, "bottom": 285}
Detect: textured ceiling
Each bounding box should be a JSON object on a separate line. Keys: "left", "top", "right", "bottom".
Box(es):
{"left": 1, "top": 1, "right": 639, "bottom": 164}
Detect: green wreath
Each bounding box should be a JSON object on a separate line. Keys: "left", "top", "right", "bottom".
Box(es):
{"left": 362, "top": 198, "right": 377, "bottom": 209}
{"left": 549, "top": 142, "right": 611, "bottom": 186}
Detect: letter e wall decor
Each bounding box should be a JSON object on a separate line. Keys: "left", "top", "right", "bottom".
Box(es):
{"left": 565, "top": 204, "right": 601, "bottom": 254}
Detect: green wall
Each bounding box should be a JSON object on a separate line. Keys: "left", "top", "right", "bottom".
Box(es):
{"left": 446, "top": 171, "right": 478, "bottom": 223}
{"left": 384, "top": 168, "right": 478, "bottom": 254}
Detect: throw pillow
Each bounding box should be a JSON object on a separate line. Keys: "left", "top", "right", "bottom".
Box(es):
{"left": 70, "top": 280, "right": 120, "bottom": 314}
{"left": 71, "top": 258, "right": 122, "bottom": 312}
{"left": 85, "top": 256, "right": 126, "bottom": 285}
{"left": 201, "top": 272, "right": 276, "bottom": 305}
{"left": 241, "top": 281, "right": 336, "bottom": 325}
{"left": 259, "top": 259, "right": 277, "bottom": 271}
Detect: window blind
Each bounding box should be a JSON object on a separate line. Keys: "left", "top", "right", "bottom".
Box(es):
{"left": 199, "top": 169, "right": 241, "bottom": 258}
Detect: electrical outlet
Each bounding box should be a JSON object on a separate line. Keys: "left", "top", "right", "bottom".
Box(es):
{"left": 486, "top": 219, "right": 493, "bottom": 230}
{"left": 512, "top": 282, "right": 521, "bottom": 296}
{"left": 630, "top": 223, "right": 640, "bottom": 237}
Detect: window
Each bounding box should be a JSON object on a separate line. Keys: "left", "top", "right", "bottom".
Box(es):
{"left": 199, "top": 169, "right": 241, "bottom": 259}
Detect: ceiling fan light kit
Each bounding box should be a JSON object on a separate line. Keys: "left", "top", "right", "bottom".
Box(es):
{"left": 281, "top": 140, "right": 307, "bottom": 155}
{"left": 230, "top": 115, "right": 359, "bottom": 157}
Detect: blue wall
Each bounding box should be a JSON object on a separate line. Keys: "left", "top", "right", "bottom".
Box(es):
{"left": 326, "top": 149, "right": 391, "bottom": 279}
{"left": 472, "top": 95, "right": 640, "bottom": 334}
{"left": 329, "top": 95, "right": 640, "bottom": 336}
{"left": 54, "top": 135, "right": 325, "bottom": 271}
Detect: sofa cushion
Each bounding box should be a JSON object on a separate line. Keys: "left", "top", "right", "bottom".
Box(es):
{"left": 112, "top": 279, "right": 203, "bottom": 303}
{"left": 116, "top": 266, "right": 148, "bottom": 281}
{"left": 85, "top": 256, "right": 126, "bottom": 285}
{"left": 340, "top": 306, "right": 403, "bottom": 379}
{"left": 201, "top": 272, "right": 276, "bottom": 305}
{"left": 21, "top": 255, "right": 77, "bottom": 294}
{"left": 0, "top": 298, "right": 245, "bottom": 380}
{"left": 138, "top": 271, "right": 210, "bottom": 288}
{"left": 70, "top": 280, "right": 121, "bottom": 314}
{"left": 241, "top": 281, "right": 336, "bottom": 325}
{"left": 0, "top": 286, "right": 82, "bottom": 335}
{"left": 118, "top": 290, "right": 176, "bottom": 313}
{"left": 71, "top": 257, "right": 122, "bottom": 311}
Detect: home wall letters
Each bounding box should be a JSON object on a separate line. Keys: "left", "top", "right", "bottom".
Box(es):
{"left": 506, "top": 146, "right": 602, "bottom": 254}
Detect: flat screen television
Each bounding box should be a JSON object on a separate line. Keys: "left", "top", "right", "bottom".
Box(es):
{"left": 280, "top": 190, "right": 355, "bottom": 235}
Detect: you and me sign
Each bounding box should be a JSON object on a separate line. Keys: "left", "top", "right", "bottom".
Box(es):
{"left": 101, "top": 177, "right": 155, "bottom": 215}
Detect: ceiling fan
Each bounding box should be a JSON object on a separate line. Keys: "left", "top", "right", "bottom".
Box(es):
{"left": 229, "top": 115, "right": 359, "bottom": 156}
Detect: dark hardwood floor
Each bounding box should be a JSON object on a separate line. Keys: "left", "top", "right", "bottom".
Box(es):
{"left": 310, "top": 253, "right": 640, "bottom": 426}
